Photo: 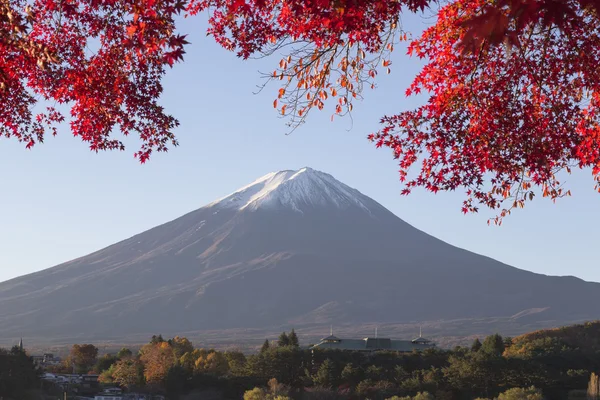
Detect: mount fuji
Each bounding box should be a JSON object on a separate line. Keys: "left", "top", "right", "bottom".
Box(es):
{"left": 0, "top": 167, "right": 599, "bottom": 344}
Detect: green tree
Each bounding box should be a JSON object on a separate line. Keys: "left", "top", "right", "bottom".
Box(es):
{"left": 497, "top": 386, "right": 543, "bottom": 400}
{"left": 394, "top": 365, "right": 410, "bottom": 384}
{"left": 261, "top": 339, "right": 270, "bottom": 353}
{"left": 195, "top": 351, "right": 229, "bottom": 376}
{"left": 365, "top": 364, "right": 385, "bottom": 380}
{"left": 414, "top": 393, "right": 435, "bottom": 400}
{"left": 472, "top": 338, "right": 482, "bottom": 352}
{"left": 241, "top": 379, "right": 291, "bottom": 400}
{"left": 94, "top": 354, "right": 118, "bottom": 373}
{"left": 165, "top": 364, "right": 190, "bottom": 397}
{"left": 387, "top": 393, "right": 435, "bottom": 400}
{"left": 356, "top": 379, "right": 375, "bottom": 397}
{"left": 151, "top": 334, "right": 165, "bottom": 344}
{"left": 225, "top": 350, "right": 247, "bottom": 376}
{"left": 288, "top": 329, "right": 300, "bottom": 348}
{"left": 313, "top": 359, "right": 337, "bottom": 388}
{"left": 444, "top": 352, "right": 503, "bottom": 398}
{"left": 98, "top": 366, "right": 114, "bottom": 384}
{"left": 169, "top": 336, "right": 194, "bottom": 359}
{"left": 0, "top": 347, "right": 40, "bottom": 399}
{"left": 481, "top": 334, "right": 505, "bottom": 357}
{"left": 278, "top": 332, "right": 290, "bottom": 347}
{"left": 179, "top": 348, "right": 208, "bottom": 371}
{"left": 117, "top": 348, "right": 133, "bottom": 359}
{"left": 252, "top": 346, "right": 305, "bottom": 387}
{"left": 341, "top": 363, "right": 363, "bottom": 387}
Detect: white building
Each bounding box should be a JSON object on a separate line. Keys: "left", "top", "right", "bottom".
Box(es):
{"left": 94, "top": 388, "right": 123, "bottom": 400}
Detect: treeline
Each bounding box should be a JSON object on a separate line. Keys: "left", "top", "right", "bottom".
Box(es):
{"left": 46, "top": 326, "right": 600, "bottom": 400}
{"left": 0, "top": 346, "right": 40, "bottom": 400}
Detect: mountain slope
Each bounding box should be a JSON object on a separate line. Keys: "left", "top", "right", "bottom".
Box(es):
{"left": 0, "top": 167, "right": 598, "bottom": 341}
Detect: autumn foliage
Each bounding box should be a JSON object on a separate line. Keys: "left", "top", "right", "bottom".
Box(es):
{"left": 503, "top": 320, "right": 600, "bottom": 358}
{"left": 67, "top": 343, "right": 98, "bottom": 373}
{"left": 140, "top": 341, "right": 175, "bottom": 383}
{"left": 369, "top": 0, "right": 600, "bottom": 223}
{"left": 0, "top": 0, "right": 185, "bottom": 162}
{"left": 3, "top": 0, "right": 600, "bottom": 219}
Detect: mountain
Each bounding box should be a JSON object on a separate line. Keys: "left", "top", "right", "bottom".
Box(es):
{"left": 0, "top": 167, "right": 599, "bottom": 343}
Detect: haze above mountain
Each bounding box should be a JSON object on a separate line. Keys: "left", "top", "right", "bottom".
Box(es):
{"left": 0, "top": 167, "right": 598, "bottom": 343}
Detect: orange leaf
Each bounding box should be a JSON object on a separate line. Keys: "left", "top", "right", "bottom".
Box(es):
{"left": 126, "top": 25, "right": 137, "bottom": 37}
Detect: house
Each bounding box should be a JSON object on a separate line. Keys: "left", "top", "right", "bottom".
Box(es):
{"left": 94, "top": 388, "right": 123, "bottom": 400}
{"left": 94, "top": 393, "right": 163, "bottom": 400}
{"left": 42, "top": 372, "right": 59, "bottom": 382}
{"left": 310, "top": 329, "right": 436, "bottom": 353}
{"left": 81, "top": 374, "right": 100, "bottom": 383}
{"left": 126, "top": 394, "right": 164, "bottom": 400}
{"left": 94, "top": 395, "right": 123, "bottom": 400}
{"left": 31, "top": 351, "right": 62, "bottom": 367}
{"left": 31, "top": 355, "right": 45, "bottom": 365}
{"left": 43, "top": 353, "right": 62, "bottom": 365}
{"left": 42, "top": 373, "right": 99, "bottom": 387}
{"left": 102, "top": 388, "right": 122, "bottom": 395}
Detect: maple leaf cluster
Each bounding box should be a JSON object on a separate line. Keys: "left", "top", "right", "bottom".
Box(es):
{"left": 0, "top": 0, "right": 188, "bottom": 161}
{"left": 369, "top": 0, "right": 600, "bottom": 222}
{"left": 189, "top": 0, "right": 417, "bottom": 126}
{"left": 193, "top": 0, "right": 600, "bottom": 221}
{"left": 3, "top": 0, "right": 600, "bottom": 220}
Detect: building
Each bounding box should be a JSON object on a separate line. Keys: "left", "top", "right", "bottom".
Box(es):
{"left": 16, "top": 338, "right": 61, "bottom": 367}
{"left": 310, "top": 328, "right": 436, "bottom": 353}
{"left": 94, "top": 388, "right": 123, "bottom": 400}
{"left": 94, "top": 395, "right": 123, "bottom": 400}
{"left": 93, "top": 391, "right": 165, "bottom": 400}
{"left": 31, "top": 355, "right": 45, "bottom": 365}
{"left": 41, "top": 373, "right": 99, "bottom": 387}
{"left": 41, "top": 353, "right": 62, "bottom": 365}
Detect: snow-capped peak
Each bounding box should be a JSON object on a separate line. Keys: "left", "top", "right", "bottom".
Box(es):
{"left": 207, "top": 167, "right": 374, "bottom": 213}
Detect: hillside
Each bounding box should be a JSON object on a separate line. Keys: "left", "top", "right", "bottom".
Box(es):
{"left": 505, "top": 320, "right": 600, "bottom": 358}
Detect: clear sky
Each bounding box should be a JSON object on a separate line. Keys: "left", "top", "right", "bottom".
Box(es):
{"left": 1, "top": 13, "right": 599, "bottom": 283}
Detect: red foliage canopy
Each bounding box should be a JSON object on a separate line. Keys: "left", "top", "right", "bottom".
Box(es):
{"left": 1, "top": 0, "right": 186, "bottom": 161}
{"left": 2, "top": 0, "right": 599, "bottom": 220}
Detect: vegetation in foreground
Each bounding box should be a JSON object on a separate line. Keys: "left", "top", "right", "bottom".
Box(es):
{"left": 6, "top": 322, "right": 600, "bottom": 399}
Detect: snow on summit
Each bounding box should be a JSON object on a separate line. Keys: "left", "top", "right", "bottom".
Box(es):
{"left": 208, "top": 167, "right": 373, "bottom": 213}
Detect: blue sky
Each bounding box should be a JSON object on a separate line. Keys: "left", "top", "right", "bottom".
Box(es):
{"left": 1, "top": 13, "right": 599, "bottom": 283}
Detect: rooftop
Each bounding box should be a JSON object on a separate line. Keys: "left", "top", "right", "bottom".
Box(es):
{"left": 312, "top": 335, "right": 436, "bottom": 352}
